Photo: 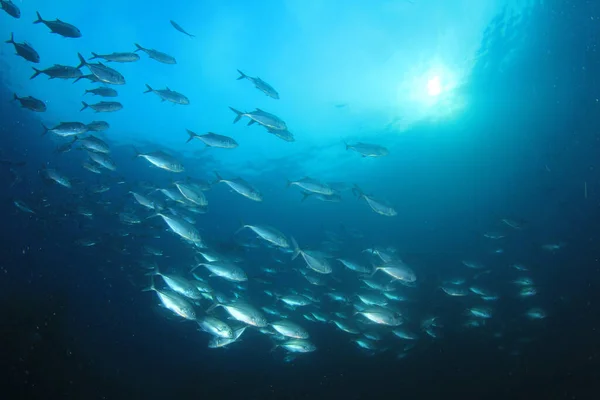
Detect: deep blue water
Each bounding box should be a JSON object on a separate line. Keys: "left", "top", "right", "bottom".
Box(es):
{"left": 1, "top": 0, "right": 600, "bottom": 399}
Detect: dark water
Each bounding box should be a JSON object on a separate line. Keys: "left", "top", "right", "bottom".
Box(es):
{"left": 1, "top": 0, "right": 600, "bottom": 399}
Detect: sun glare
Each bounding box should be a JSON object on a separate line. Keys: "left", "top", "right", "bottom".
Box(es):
{"left": 427, "top": 76, "right": 442, "bottom": 96}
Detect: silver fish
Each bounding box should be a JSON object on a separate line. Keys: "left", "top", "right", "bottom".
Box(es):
{"left": 144, "top": 84, "right": 189, "bottom": 105}
{"left": 77, "top": 53, "right": 125, "bottom": 85}
{"left": 80, "top": 101, "right": 122, "bottom": 113}
{"left": 345, "top": 142, "right": 389, "bottom": 157}
{"left": 134, "top": 149, "right": 184, "bottom": 172}
{"left": 89, "top": 51, "right": 140, "bottom": 63}
{"left": 214, "top": 172, "right": 262, "bottom": 201}
{"left": 5, "top": 32, "right": 38, "bottom": 62}
{"left": 13, "top": 93, "right": 45, "bottom": 112}
{"left": 134, "top": 43, "right": 176, "bottom": 64}
{"left": 185, "top": 130, "right": 237, "bottom": 148}
{"left": 236, "top": 70, "right": 279, "bottom": 99}
{"left": 229, "top": 107, "right": 287, "bottom": 131}
{"left": 33, "top": 11, "right": 81, "bottom": 38}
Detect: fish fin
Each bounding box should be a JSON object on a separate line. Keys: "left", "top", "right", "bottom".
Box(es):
{"left": 185, "top": 129, "right": 198, "bottom": 143}
{"left": 131, "top": 146, "right": 143, "bottom": 160}
{"left": 5, "top": 32, "right": 14, "bottom": 44}
{"left": 33, "top": 11, "right": 44, "bottom": 24}
{"left": 89, "top": 52, "right": 99, "bottom": 60}
{"left": 72, "top": 75, "right": 84, "bottom": 84}
{"left": 12, "top": 93, "right": 18, "bottom": 101}
{"left": 213, "top": 171, "right": 223, "bottom": 182}
{"left": 41, "top": 123, "right": 49, "bottom": 136}
{"left": 30, "top": 67, "right": 42, "bottom": 80}
{"left": 80, "top": 101, "right": 88, "bottom": 112}
{"left": 228, "top": 107, "right": 243, "bottom": 123}
{"left": 236, "top": 69, "right": 247, "bottom": 80}
{"left": 290, "top": 237, "right": 300, "bottom": 260}
{"left": 83, "top": 89, "right": 90, "bottom": 95}
{"left": 247, "top": 120, "right": 255, "bottom": 126}
{"left": 344, "top": 141, "right": 350, "bottom": 150}
{"left": 141, "top": 275, "right": 156, "bottom": 292}
{"left": 76, "top": 53, "right": 87, "bottom": 69}
{"left": 300, "top": 192, "right": 312, "bottom": 202}
{"left": 143, "top": 84, "right": 153, "bottom": 94}
{"left": 134, "top": 43, "right": 144, "bottom": 52}
{"left": 352, "top": 184, "right": 364, "bottom": 198}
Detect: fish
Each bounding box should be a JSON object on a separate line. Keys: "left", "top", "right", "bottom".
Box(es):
{"left": 147, "top": 266, "right": 203, "bottom": 300}
{"left": 170, "top": 20, "right": 195, "bottom": 37}
{"left": 229, "top": 107, "right": 287, "bottom": 131}
{"left": 270, "top": 320, "right": 309, "bottom": 339}
{"left": 174, "top": 182, "right": 208, "bottom": 207}
{"left": 1, "top": 0, "right": 20, "bottom": 18}
{"left": 87, "top": 151, "right": 116, "bottom": 171}
{"left": 89, "top": 52, "right": 140, "bottom": 63}
{"left": 76, "top": 53, "right": 125, "bottom": 85}
{"left": 352, "top": 185, "right": 397, "bottom": 216}
{"left": 275, "top": 340, "right": 317, "bottom": 353}
{"left": 31, "top": 65, "right": 82, "bottom": 80}
{"left": 33, "top": 11, "right": 81, "bottom": 38}
{"left": 134, "top": 149, "right": 184, "bottom": 173}
{"left": 287, "top": 177, "right": 335, "bottom": 196}
{"left": 73, "top": 74, "right": 103, "bottom": 84}
{"left": 208, "top": 302, "right": 268, "bottom": 327}
{"left": 5, "top": 32, "right": 39, "bottom": 63}
{"left": 80, "top": 101, "right": 123, "bottom": 113}
{"left": 356, "top": 307, "right": 403, "bottom": 326}
{"left": 267, "top": 127, "right": 295, "bottom": 142}
{"left": 214, "top": 172, "right": 262, "bottom": 202}
{"left": 195, "top": 262, "right": 247, "bottom": 283}
{"left": 373, "top": 261, "right": 417, "bottom": 283}
{"left": 134, "top": 43, "right": 176, "bottom": 64}
{"left": 13, "top": 93, "right": 46, "bottom": 112}
{"left": 143, "top": 280, "right": 196, "bottom": 321}
{"left": 291, "top": 237, "right": 333, "bottom": 274}
{"left": 143, "top": 84, "right": 189, "bottom": 105}
{"left": 84, "top": 87, "right": 118, "bottom": 97}
{"left": 208, "top": 326, "right": 247, "bottom": 348}
{"left": 78, "top": 136, "right": 110, "bottom": 153}
{"left": 42, "top": 122, "right": 88, "bottom": 137}
{"left": 14, "top": 200, "right": 35, "bottom": 214}
{"left": 130, "top": 191, "right": 155, "bottom": 210}
{"left": 345, "top": 142, "right": 389, "bottom": 157}
{"left": 236, "top": 70, "right": 279, "bottom": 99}
{"left": 236, "top": 225, "right": 290, "bottom": 248}
{"left": 198, "top": 316, "right": 234, "bottom": 338}
{"left": 185, "top": 130, "right": 238, "bottom": 148}
{"left": 43, "top": 168, "right": 71, "bottom": 188}
{"left": 152, "top": 212, "right": 203, "bottom": 244}
{"left": 86, "top": 121, "right": 110, "bottom": 132}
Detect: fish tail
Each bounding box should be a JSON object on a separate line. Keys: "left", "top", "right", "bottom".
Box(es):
{"left": 132, "top": 146, "right": 142, "bottom": 159}
{"left": 30, "top": 67, "right": 42, "bottom": 80}
{"left": 83, "top": 89, "right": 90, "bottom": 96}
{"left": 72, "top": 75, "right": 84, "bottom": 84}
{"left": 344, "top": 141, "right": 350, "bottom": 150}
{"left": 89, "top": 52, "right": 99, "bottom": 60}
{"left": 141, "top": 275, "right": 156, "bottom": 292}
{"left": 236, "top": 69, "right": 247, "bottom": 80}
{"left": 134, "top": 43, "right": 144, "bottom": 52}
{"left": 269, "top": 344, "right": 279, "bottom": 353}
{"left": 206, "top": 302, "right": 222, "bottom": 314}
{"left": 41, "top": 123, "right": 49, "bottom": 136}
{"left": 285, "top": 179, "right": 293, "bottom": 188}
{"left": 228, "top": 107, "right": 243, "bottom": 123}
{"left": 290, "top": 236, "right": 300, "bottom": 260}
{"left": 143, "top": 263, "right": 160, "bottom": 277}
{"left": 5, "top": 32, "right": 14, "bottom": 44}
{"left": 213, "top": 171, "right": 223, "bottom": 182}
{"left": 352, "top": 184, "right": 364, "bottom": 198}
{"left": 12, "top": 93, "right": 18, "bottom": 101}
{"left": 76, "top": 52, "right": 87, "bottom": 69}
{"left": 80, "top": 101, "right": 89, "bottom": 112}
{"left": 185, "top": 129, "right": 198, "bottom": 143}
{"left": 143, "top": 84, "right": 153, "bottom": 94}
{"left": 300, "top": 192, "right": 312, "bottom": 202}
{"left": 33, "top": 11, "right": 44, "bottom": 24}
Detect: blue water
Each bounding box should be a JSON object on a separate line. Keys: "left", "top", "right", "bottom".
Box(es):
{"left": 1, "top": 0, "right": 600, "bottom": 399}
